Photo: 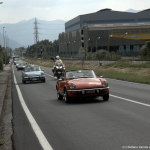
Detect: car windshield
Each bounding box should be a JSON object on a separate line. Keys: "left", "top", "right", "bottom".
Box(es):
{"left": 19, "top": 62, "right": 26, "bottom": 66}
{"left": 65, "top": 70, "right": 96, "bottom": 80}
{"left": 30, "top": 66, "right": 41, "bottom": 71}
{"left": 24, "top": 67, "right": 31, "bottom": 72}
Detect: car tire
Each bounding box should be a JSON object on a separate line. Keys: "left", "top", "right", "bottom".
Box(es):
{"left": 103, "top": 91, "right": 109, "bottom": 101}
{"left": 22, "top": 79, "right": 26, "bottom": 84}
{"left": 64, "top": 89, "right": 71, "bottom": 103}
{"left": 57, "top": 89, "right": 63, "bottom": 100}
{"left": 42, "top": 79, "right": 45, "bottom": 83}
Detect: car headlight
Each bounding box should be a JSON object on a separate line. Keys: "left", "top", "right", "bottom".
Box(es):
{"left": 24, "top": 74, "right": 28, "bottom": 77}
{"left": 41, "top": 72, "right": 45, "bottom": 75}
{"left": 102, "top": 81, "right": 108, "bottom": 87}
{"left": 69, "top": 83, "right": 76, "bottom": 89}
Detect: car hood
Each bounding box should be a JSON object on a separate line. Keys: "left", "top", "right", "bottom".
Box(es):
{"left": 68, "top": 78, "right": 106, "bottom": 89}
{"left": 25, "top": 71, "right": 42, "bottom": 76}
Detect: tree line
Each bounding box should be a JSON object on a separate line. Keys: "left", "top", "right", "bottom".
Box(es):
{"left": 0, "top": 46, "right": 10, "bottom": 71}
{"left": 25, "top": 39, "right": 59, "bottom": 59}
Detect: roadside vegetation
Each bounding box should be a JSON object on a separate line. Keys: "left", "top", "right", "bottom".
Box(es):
{"left": 23, "top": 57, "right": 150, "bottom": 85}
{"left": 21, "top": 40, "right": 150, "bottom": 85}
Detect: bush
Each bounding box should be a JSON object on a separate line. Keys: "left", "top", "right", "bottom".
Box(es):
{"left": 140, "top": 41, "right": 150, "bottom": 59}
{"left": 95, "top": 50, "right": 109, "bottom": 60}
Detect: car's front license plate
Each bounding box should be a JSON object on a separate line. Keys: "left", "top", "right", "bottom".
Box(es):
{"left": 32, "top": 78, "right": 38, "bottom": 80}
{"left": 86, "top": 90, "right": 95, "bottom": 94}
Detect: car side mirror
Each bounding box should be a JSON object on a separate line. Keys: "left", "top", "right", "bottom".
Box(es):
{"left": 100, "top": 76, "right": 104, "bottom": 78}
{"left": 42, "top": 69, "right": 44, "bottom": 71}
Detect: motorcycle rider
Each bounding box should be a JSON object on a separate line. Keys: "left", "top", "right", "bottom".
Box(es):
{"left": 55, "top": 55, "right": 63, "bottom": 65}
{"left": 52, "top": 56, "right": 65, "bottom": 79}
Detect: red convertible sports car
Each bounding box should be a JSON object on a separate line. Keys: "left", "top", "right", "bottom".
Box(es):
{"left": 56, "top": 69, "right": 109, "bottom": 103}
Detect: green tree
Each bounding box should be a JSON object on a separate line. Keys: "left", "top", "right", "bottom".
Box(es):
{"left": 141, "top": 41, "right": 150, "bottom": 58}
{"left": 146, "top": 41, "right": 150, "bottom": 58}
{"left": 0, "top": 50, "right": 3, "bottom": 70}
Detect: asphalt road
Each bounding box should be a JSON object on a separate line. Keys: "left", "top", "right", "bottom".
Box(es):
{"left": 12, "top": 64, "right": 150, "bottom": 150}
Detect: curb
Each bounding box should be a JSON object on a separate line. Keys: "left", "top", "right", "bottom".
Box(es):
{"left": 0, "top": 62, "right": 13, "bottom": 150}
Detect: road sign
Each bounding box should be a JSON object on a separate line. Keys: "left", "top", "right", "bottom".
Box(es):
{"left": 79, "top": 47, "right": 85, "bottom": 54}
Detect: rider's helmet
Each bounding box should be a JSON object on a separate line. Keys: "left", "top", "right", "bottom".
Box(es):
{"left": 55, "top": 56, "right": 60, "bottom": 60}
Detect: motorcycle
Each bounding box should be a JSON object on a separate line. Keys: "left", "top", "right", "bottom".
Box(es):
{"left": 52, "top": 62, "right": 65, "bottom": 79}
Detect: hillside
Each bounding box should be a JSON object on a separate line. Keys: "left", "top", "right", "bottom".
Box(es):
{"left": 0, "top": 18, "right": 65, "bottom": 49}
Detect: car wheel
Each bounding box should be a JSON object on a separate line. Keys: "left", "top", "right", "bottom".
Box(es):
{"left": 64, "top": 89, "right": 71, "bottom": 103}
{"left": 103, "top": 91, "right": 109, "bottom": 101}
{"left": 42, "top": 79, "right": 45, "bottom": 83}
{"left": 22, "top": 79, "right": 26, "bottom": 84}
{"left": 57, "top": 89, "right": 63, "bottom": 100}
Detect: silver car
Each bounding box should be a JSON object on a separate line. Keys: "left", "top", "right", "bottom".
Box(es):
{"left": 22, "top": 66, "right": 46, "bottom": 84}
{"left": 17, "top": 62, "right": 27, "bottom": 71}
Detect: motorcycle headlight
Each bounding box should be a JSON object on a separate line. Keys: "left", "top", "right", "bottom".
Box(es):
{"left": 70, "top": 83, "right": 76, "bottom": 89}
{"left": 60, "top": 66, "right": 62, "bottom": 69}
{"left": 102, "top": 81, "right": 108, "bottom": 87}
{"left": 56, "top": 66, "right": 59, "bottom": 69}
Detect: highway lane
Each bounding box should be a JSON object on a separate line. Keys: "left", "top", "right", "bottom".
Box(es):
{"left": 12, "top": 64, "right": 150, "bottom": 150}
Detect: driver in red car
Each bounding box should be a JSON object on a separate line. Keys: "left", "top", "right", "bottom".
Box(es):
{"left": 67, "top": 72, "right": 74, "bottom": 79}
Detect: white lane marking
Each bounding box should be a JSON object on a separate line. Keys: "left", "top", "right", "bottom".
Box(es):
{"left": 110, "top": 94, "right": 150, "bottom": 107}
{"left": 45, "top": 73, "right": 57, "bottom": 79}
{"left": 44, "top": 73, "right": 54, "bottom": 78}
{"left": 13, "top": 67, "right": 53, "bottom": 150}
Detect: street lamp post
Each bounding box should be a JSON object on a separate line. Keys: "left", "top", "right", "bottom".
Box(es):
{"left": 3, "top": 27, "right": 5, "bottom": 48}
{"left": 108, "top": 35, "right": 113, "bottom": 53}
{"left": 96, "top": 37, "right": 100, "bottom": 52}
{"left": 122, "top": 32, "right": 128, "bottom": 56}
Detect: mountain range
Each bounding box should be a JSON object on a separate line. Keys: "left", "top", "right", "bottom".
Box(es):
{"left": 125, "top": 9, "right": 142, "bottom": 13}
{"left": 0, "top": 18, "right": 65, "bottom": 49}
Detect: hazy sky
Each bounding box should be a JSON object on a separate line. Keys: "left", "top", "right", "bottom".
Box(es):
{"left": 0, "top": 0, "right": 149, "bottom": 24}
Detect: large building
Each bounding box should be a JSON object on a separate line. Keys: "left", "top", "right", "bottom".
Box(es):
{"left": 59, "top": 8, "right": 150, "bottom": 57}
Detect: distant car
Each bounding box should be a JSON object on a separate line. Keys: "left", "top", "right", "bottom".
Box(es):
{"left": 16, "top": 60, "right": 21, "bottom": 68}
{"left": 56, "top": 69, "right": 109, "bottom": 103}
{"left": 22, "top": 66, "right": 46, "bottom": 84}
{"left": 17, "top": 62, "right": 27, "bottom": 71}
{"left": 14, "top": 58, "right": 20, "bottom": 65}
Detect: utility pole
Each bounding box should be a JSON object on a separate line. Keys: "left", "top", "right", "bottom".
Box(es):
{"left": 33, "top": 17, "right": 39, "bottom": 44}
{"left": 5, "top": 31, "right": 7, "bottom": 48}
{"left": 3, "top": 27, "right": 5, "bottom": 48}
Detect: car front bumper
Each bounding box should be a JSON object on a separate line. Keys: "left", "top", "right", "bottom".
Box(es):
{"left": 23, "top": 76, "right": 45, "bottom": 81}
{"left": 67, "top": 87, "right": 109, "bottom": 97}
